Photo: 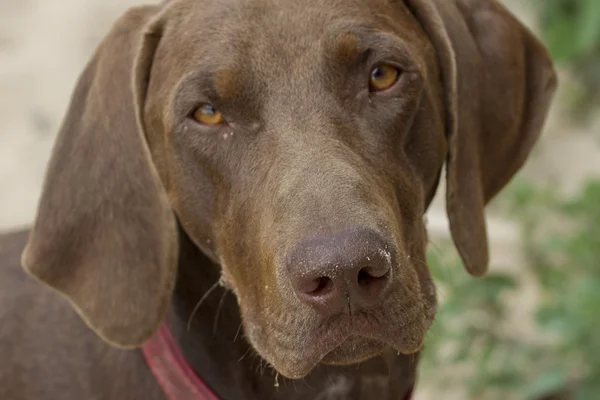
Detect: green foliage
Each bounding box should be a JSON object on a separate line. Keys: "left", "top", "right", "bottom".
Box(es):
{"left": 540, "top": 0, "right": 600, "bottom": 62}
{"left": 538, "top": 0, "right": 600, "bottom": 113}
{"left": 422, "top": 179, "right": 600, "bottom": 399}
{"left": 420, "top": 2, "right": 600, "bottom": 396}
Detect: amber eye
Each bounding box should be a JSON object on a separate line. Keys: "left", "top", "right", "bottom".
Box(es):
{"left": 369, "top": 64, "right": 400, "bottom": 91}
{"left": 192, "top": 104, "right": 224, "bottom": 125}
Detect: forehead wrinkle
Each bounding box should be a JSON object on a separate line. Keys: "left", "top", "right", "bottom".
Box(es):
{"left": 328, "top": 26, "right": 426, "bottom": 76}
{"left": 167, "top": 0, "right": 425, "bottom": 113}
{"left": 322, "top": 18, "right": 412, "bottom": 65}
{"left": 215, "top": 67, "right": 240, "bottom": 100}
{"left": 330, "top": 32, "right": 363, "bottom": 66}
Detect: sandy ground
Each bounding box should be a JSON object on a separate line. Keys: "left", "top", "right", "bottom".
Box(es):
{"left": 1, "top": 1, "right": 599, "bottom": 399}
{"left": 0, "top": 0, "right": 142, "bottom": 230}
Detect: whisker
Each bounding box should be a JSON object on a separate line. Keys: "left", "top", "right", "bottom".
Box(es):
{"left": 411, "top": 252, "right": 449, "bottom": 301}
{"left": 428, "top": 241, "right": 455, "bottom": 283}
{"left": 238, "top": 346, "right": 253, "bottom": 362}
{"left": 213, "top": 289, "right": 228, "bottom": 335}
{"left": 187, "top": 279, "right": 221, "bottom": 332}
{"left": 426, "top": 324, "right": 442, "bottom": 340}
{"left": 258, "top": 357, "right": 267, "bottom": 377}
{"left": 409, "top": 255, "right": 429, "bottom": 268}
{"left": 428, "top": 240, "right": 445, "bottom": 257}
{"left": 233, "top": 322, "right": 243, "bottom": 343}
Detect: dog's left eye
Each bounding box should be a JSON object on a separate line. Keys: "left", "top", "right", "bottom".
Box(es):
{"left": 192, "top": 104, "right": 225, "bottom": 126}
{"left": 369, "top": 64, "right": 400, "bottom": 92}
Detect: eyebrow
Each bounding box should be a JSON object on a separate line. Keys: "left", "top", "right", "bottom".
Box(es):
{"left": 214, "top": 67, "right": 239, "bottom": 100}
{"left": 330, "top": 32, "right": 364, "bottom": 66}
{"left": 172, "top": 61, "right": 262, "bottom": 126}
{"left": 327, "top": 27, "right": 415, "bottom": 71}
{"left": 176, "top": 69, "right": 217, "bottom": 97}
{"left": 171, "top": 69, "right": 218, "bottom": 117}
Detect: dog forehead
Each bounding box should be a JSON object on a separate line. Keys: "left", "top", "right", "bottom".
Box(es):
{"left": 164, "top": 0, "right": 402, "bottom": 63}
{"left": 154, "top": 0, "right": 427, "bottom": 116}
{"left": 160, "top": 0, "right": 423, "bottom": 99}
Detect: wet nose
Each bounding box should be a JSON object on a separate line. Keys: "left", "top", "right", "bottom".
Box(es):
{"left": 286, "top": 228, "right": 393, "bottom": 315}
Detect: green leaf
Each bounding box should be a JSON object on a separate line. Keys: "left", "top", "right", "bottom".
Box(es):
{"left": 525, "top": 367, "right": 570, "bottom": 399}
{"left": 577, "top": 0, "right": 600, "bottom": 54}
{"left": 575, "top": 380, "right": 600, "bottom": 400}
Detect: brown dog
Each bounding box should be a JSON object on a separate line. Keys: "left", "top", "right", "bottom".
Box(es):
{"left": 0, "top": 0, "right": 556, "bottom": 398}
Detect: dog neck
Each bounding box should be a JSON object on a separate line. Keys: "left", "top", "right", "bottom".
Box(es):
{"left": 165, "top": 229, "right": 418, "bottom": 399}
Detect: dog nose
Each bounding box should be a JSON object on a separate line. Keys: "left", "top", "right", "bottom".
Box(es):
{"left": 287, "top": 228, "right": 393, "bottom": 315}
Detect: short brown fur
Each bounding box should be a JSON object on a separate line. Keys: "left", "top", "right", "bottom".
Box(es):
{"left": 1, "top": 0, "right": 556, "bottom": 398}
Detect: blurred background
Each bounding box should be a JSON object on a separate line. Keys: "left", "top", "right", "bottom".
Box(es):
{"left": 0, "top": 0, "right": 598, "bottom": 399}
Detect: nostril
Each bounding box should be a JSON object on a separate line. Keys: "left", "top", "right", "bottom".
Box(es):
{"left": 357, "top": 266, "right": 389, "bottom": 288}
{"left": 287, "top": 228, "right": 395, "bottom": 312}
{"left": 307, "top": 276, "right": 333, "bottom": 296}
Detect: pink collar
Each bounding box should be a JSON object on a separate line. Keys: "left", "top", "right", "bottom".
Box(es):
{"left": 142, "top": 323, "right": 220, "bottom": 400}
{"left": 142, "top": 324, "right": 414, "bottom": 400}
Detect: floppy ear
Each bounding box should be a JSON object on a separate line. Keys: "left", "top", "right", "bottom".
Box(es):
{"left": 21, "top": 5, "right": 178, "bottom": 348}
{"left": 406, "top": 0, "right": 557, "bottom": 276}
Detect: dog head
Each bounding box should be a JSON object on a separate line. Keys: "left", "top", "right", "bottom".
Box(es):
{"left": 22, "top": 0, "right": 556, "bottom": 378}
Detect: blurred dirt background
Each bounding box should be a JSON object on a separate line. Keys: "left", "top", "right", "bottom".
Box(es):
{"left": 1, "top": 0, "right": 599, "bottom": 399}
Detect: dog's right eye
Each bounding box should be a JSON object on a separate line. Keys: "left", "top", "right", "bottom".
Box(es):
{"left": 369, "top": 64, "right": 400, "bottom": 92}
{"left": 191, "top": 104, "right": 225, "bottom": 126}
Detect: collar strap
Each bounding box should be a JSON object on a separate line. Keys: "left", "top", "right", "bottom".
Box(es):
{"left": 142, "top": 324, "right": 414, "bottom": 400}
{"left": 142, "top": 323, "right": 219, "bottom": 400}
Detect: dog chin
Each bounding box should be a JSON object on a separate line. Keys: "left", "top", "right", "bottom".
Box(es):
{"left": 265, "top": 337, "right": 384, "bottom": 379}
{"left": 262, "top": 314, "right": 430, "bottom": 379}
{"left": 320, "top": 334, "right": 425, "bottom": 366}
{"left": 271, "top": 335, "right": 424, "bottom": 380}
{"left": 320, "top": 336, "right": 386, "bottom": 366}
